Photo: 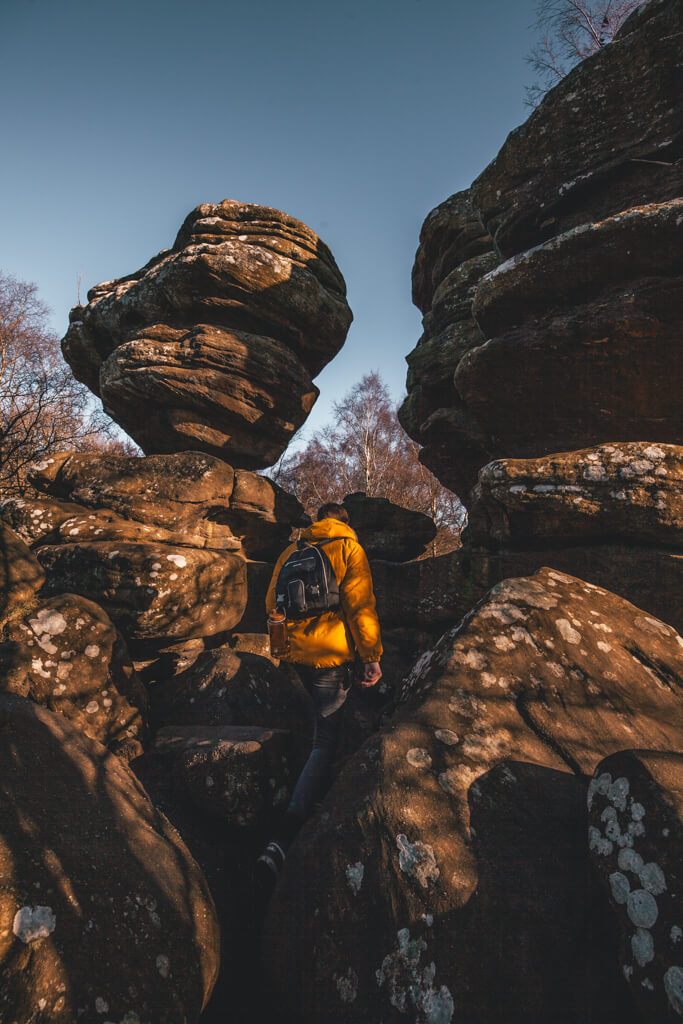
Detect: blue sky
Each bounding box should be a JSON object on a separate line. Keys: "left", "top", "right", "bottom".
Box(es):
{"left": 0, "top": 0, "right": 538, "bottom": 453}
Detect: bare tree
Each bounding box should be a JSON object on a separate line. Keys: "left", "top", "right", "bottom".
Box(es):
{"left": 270, "top": 372, "right": 466, "bottom": 555}
{"left": 525, "top": 0, "right": 641, "bottom": 106}
{"left": 0, "top": 271, "right": 136, "bottom": 497}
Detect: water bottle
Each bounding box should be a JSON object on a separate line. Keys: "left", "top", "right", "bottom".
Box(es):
{"left": 267, "top": 608, "right": 290, "bottom": 658}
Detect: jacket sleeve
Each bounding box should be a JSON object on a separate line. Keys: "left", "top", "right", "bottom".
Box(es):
{"left": 265, "top": 544, "right": 295, "bottom": 615}
{"left": 340, "top": 541, "right": 383, "bottom": 662}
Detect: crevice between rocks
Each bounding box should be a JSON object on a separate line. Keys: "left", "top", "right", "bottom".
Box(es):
{"left": 514, "top": 691, "right": 584, "bottom": 778}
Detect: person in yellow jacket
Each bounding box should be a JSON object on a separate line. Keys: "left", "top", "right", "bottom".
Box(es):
{"left": 256, "top": 501, "right": 382, "bottom": 887}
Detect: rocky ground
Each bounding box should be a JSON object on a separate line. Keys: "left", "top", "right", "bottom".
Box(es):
{"left": 1, "top": 7, "right": 682, "bottom": 1019}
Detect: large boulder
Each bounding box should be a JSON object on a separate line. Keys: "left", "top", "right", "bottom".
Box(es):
{"left": 3, "top": 593, "right": 147, "bottom": 758}
{"left": 343, "top": 493, "right": 437, "bottom": 561}
{"left": 263, "top": 568, "right": 683, "bottom": 1023}
{"left": 587, "top": 749, "right": 683, "bottom": 1024}
{"left": 0, "top": 523, "right": 45, "bottom": 623}
{"left": 0, "top": 694, "right": 220, "bottom": 1023}
{"left": 153, "top": 724, "right": 295, "bottom": 827}
{"left": 35, "top": 539, "right": 247, "bottom": 641}
{"left": 62, "top": 199, "right": 353, "bottom": 467}
{"left": 470, "top": 0, "right": 682, "bottom": 257}
{"left": 28, "top": 450, "right": 305, "bottom": 559}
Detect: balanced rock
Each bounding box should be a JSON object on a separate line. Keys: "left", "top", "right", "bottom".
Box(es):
{"left": 263, "top": 568, "right": 683, "bottom": 1023}
{"left": 3, "top": 593, "right": 147, "bottom": 757}
{"left": 0, "top": 522, "right": 45, "bottom": 622}
{"left": 343, "top": 493, "right": 437, "bottom": 561}
{"left": 62, "top": 199, "right": 353, "bottom": 468}
{"left": 154, "top": 725, "right": 295, "bottom": 827}
{"left": 587, "top": 749, "right": 683, "bottom": 1023}
{"left": 0, "top": 694, "right": 219, "bottom": 1023}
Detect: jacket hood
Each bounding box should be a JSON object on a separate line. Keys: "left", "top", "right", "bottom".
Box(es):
{"left": 302, "top": 517, "right": 358, "bottom": 543}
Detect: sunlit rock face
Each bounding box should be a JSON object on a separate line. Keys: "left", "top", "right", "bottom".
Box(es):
{"left": 587, "top": 749, "right": 683, "bottom": 1024}
{"left": 62, "top": 199, "right": 353, "bottom": 468}
{"left": 0, "top": 694, "right": 220, "bottom": 1024}
{"left": 18, "top": 451, "right": 306, "bottom": 643}
{"left": 400, "top": 0, "right": 682, "bottom": 628}
{"left": 263, "top": 568, "right": 683, "bottom": 1024}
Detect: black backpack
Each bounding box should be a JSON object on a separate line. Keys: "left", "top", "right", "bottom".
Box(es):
{"left": 274, "top": 538, "right": 341, "bottom": 619}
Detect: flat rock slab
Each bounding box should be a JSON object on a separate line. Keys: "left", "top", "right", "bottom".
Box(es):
{"left": 155, "top": 724, "right": 294, "bottom": 827}
{"left": 0, "top": 523, "right": 45, "bottom": 622}
{"left": 62, "top": 198, "right": 353, "bottom": 466}
{"left": 263, "top": 567, "right": 682, "bottom": 1023}
{"left": 470, "top": 443, "right": 682, "bottom": 547}
{"left": 0, "top": 694, "right": 219, "bottom": 1023}
{"left": 3, "top": 593, "right": 147, "bottom": 758}
{"left": 35, "top": 540, "right": 247, "bottom": 641}
{"left": 588, "top": 749, "right": 683, "bottom": 1023}
{"left": 148, "top": 649, "right": 309, "bottom": 764}
{"left": 29, "top": 450, "right": 304, "bottom": 560}
{"left": 470, "top": 0, "right": 682, "bottom": 256}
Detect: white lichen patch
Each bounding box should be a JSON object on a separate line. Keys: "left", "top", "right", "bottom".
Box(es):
{"left": 555, "top": 619, "right": 581, "bottom": 644}
{"left": 84, "top": 645, "right": 100, "bottom": 659}
{"left": 95, "top": 996, "right": 109, "bottom": 1013}
{"left": 166, "top": 554, "right": 187, "bottom": 568}
{"left": 156, "top": 953, "right": 170, "bottom": 978}
{"left": 346, "top": 862, "right": 364, "bottom": 895}
{"left": 639, "top": 862, "right": 666, "bottom": 895}
{"left": 608, "top": 777, "right": 630, "bottom": 811}
{"left": 376, "top": 928, "right": 453, "bottom": 1023}
{"left": 461, "top": 727, "right": 511, "bottom": 761}
{"left": 627, "top": 890, "right": 658, "bottom": 929}
{"left": 670, "top": 925, "right": 682, "bottom": 943}
{"left": 439, "top": 765, "right": 479, "bottom": 795}
{"left": 588, "top": 825, "right": 613, "bottom": 857}
{"left": 396, "top": 835, "right": 439, "bottom": 888}
{"left": 452, "top": 648, "right": 487, "bottom": 670}
{"left": 609, "top": 872, "right": 630, "bottom": 905}
{"left": 631, "top": 928, "right": 655, "bottom": 967}
{"left": 13, "top": 905, "right": 56, "bottom": 943}
{"left": 664, "top": 966, "right": 683, "bottom": 1016}
{"left": 434, "top": 729, "right": 459, "bottom": 746}
{"left": 407, "top": 748, "right": 433, "bottom": 769}
{"left": 335, "top": 966, "right": 358, "bottom": 1003}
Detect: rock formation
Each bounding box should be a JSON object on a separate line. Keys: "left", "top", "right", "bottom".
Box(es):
{"left": 0, "top": 694, "right": 220, "bottom": 1024}
{"left": 62, "top": 200, "right": 353, "bottom": 468}
{"left": 587, "top": 748, "right": 683, "bottom": 1022}
{"left": 400, "top": 0, "right": 682, "bottom": 629}
{"left": 263, "top": 569, "right": 683, "bottom": 1023}
{"left": 342, "top": 492, "right": 437, "bottom": 561}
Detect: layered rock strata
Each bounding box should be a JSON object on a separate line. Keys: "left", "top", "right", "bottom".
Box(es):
{"left": 263, "top": 568, "right": 683, "bottom": 1023}
{"left": 467, "top": 443, "right": 683, "bottom": 630}
{"left": 62, "top": 199, "right": 353, "bottom": 467}
{"left": 398, "top": 191, "right": 496, "bottom": 496}
{"left": 400, "top": 0, "right": 682, "bottom": 628}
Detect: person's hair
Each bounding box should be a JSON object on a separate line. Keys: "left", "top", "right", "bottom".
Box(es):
{"left": 317, "top": 502, "right": 349, "bottom": 524}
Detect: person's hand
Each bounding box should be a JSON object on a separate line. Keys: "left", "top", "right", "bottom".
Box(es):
{"left": 361, "top": 661, "right": 382, "bottom": 686}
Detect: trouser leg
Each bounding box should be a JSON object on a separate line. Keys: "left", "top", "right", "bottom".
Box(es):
{"left": 284, "top": 664, "right": 351, "bottom": 830}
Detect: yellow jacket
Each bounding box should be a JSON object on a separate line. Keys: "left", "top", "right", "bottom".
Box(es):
{"left": 265, "top": 517, "right": 383, "bottom": 668}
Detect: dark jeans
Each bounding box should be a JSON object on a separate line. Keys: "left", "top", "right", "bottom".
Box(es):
{"left": 285, "top": 663, "right": 352, "bottom": 827}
